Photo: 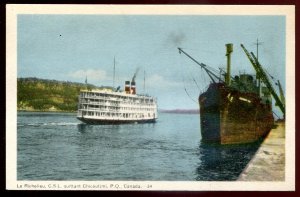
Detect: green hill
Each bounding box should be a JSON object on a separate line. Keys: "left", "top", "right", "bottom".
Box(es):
{"left": 17, "top": 77, "right": 108, "bottom": 112}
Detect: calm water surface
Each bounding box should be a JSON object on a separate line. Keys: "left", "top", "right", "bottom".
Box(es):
{"left": 17, "top": 112, "right": 260, "bottom": 181}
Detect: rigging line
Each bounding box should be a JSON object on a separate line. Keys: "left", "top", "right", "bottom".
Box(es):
{"left": 180, "top": 50, "right": 222, "bottom": 83}
{"left": 192, "top": 77, "right": 201, "bottom": 91}
{"left": 200, "top": 69, "right": 205, "bottom": 85}
{"left": 272, "top": 111, "right": 280, "bottom": 119}
{"left": 200, "top": 67, "right": 208, "bottom": 89}
{"left": 263, "top": 67, "right": 282, "bottom": 91}
{"left": 180, "top": 53, "right": 194, "bottom": 89}
{"left": 185, "top": 58, "right": 201, "bottom": 91}
{"left": 188, "top": 69, "right": 201, "bottom": 91}
{"left": 179, "top": 53, "right": 187, "bottom": 84}
{"left": 196, "top": 61, "right": 219, "bottom": 74}
{"left": 179, "top": 54, "right": 198, "bottom": 103}
{"left": 181, "top": 47, "right": 220, "bottom": 73}
{"left": 183, "top": 73, "right": 197, "bottom": 103}
{"left": 205, "top": 64, "right": 220, "bottom": 73}
{"left": 184, "top": 87, "right": 197, "bottom": 103}
{"left": 180, "top": 48, "right": 220, "bottom": 76}
{"left": 264, "top": 68, "right": 277, "bottom": 83}
{"left": 179, "top": 55, "right": 189, "bottom": 93}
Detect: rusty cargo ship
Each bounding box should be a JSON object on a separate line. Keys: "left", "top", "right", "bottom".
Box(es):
{"left": 178, "top": 43, "right": 285, "bottom": 144}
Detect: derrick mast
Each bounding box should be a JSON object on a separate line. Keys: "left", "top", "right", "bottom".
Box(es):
{"left": 240, "top": 44, "right": 285, "bottom": 116}
{"left": 225, "top": 43, "right": 233, "bottom": 86}
{"left": 277, "top": 80, "right": 285, "bottom": 106}
{"left": 177, "top": 44, "right": 275, "bottom": 144}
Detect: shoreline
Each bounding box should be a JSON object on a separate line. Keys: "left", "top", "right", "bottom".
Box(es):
{"left": 17, "top": 110, "right": 76, "bottom": 113}
{"left": 18, "top": 109, "right": 200, "bottom": 115}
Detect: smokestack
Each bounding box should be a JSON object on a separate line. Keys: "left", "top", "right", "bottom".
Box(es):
{"left": 225, "top": 43, "right": 233, "bottom": 85}
{"left": 125, "top": 81, "right": 130, "bottom": 94}
{"left": 131, "top": 81, "right": 136, "bottom": 94}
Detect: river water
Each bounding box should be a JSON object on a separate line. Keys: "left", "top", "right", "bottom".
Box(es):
{"left": 17, "top": 112, "right": 261, "bottom": 181}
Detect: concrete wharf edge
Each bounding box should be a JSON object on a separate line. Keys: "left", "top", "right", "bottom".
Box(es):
{"left": 238, "top": 122, "right": 285, "bottom": 181}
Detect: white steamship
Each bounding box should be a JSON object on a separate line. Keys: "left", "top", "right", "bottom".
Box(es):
{"left": 77, "top": 78, "right": 158, "bottom": 124}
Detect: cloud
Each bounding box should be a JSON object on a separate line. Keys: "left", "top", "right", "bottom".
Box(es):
{"left": 68, "top": 69, "right": 107, "bottom": 81}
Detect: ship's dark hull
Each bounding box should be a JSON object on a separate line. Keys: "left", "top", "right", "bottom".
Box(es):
{"left": 199, "top": 83, "right": 274, "bottom": 144}
{"left": 77, "top": 117, "right": 156, "bottom": 125}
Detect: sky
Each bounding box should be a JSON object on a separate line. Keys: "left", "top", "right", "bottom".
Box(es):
{"left": 17, "top": 14, "right": 286, "bottom": 116}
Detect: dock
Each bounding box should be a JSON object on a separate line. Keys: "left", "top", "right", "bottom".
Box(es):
{"left": 238, "top": 122, "right": 285, "bottom": 181}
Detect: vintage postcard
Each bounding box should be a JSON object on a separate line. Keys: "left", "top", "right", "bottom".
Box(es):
{"left": 6, "top": 4, "right": 295, "bottom": 191}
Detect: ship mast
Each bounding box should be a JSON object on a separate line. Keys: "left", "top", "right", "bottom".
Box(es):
{"left": 240, "top": 44, "right": 285, "bottom": 116}
{"left": 143, "top": 70, "right": 146, "bottom": 94}
{"left": 254, "top": 39, "right": 263, "bottom": 96}
{"left": 225, "top": 43, "right": 233, "bottom": 86}
{"left": 255, "top": 39, "right": 263, "bottom": 61}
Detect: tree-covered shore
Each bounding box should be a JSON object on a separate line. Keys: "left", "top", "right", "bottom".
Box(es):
{"left": 17, "top": 77, "right": 102, "bottom": 112}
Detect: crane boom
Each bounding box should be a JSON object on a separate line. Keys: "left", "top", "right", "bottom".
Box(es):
{"left": 277, "top": 80, "right": 285, "bottom": 105}
{"left": 240, "top": 44, "right": 285, "bottom": 116}
{"left": 178, "top": 48, "right": 222, "bottom": 83}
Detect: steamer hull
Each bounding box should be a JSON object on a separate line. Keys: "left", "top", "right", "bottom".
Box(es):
{"left": 199, "top": 83, "right": 274, "bottom": 144}
{"left": 77, "top": 117, "right": 156, "bottom": 125}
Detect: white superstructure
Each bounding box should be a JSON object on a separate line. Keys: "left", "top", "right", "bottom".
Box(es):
{"left": 77, "top": 86, "right": 157, "bottom": 124}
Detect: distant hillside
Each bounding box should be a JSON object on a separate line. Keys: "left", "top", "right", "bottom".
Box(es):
{"left": 159, "top": 109, "right": 200, "bottom": 114}
{"left": 17, "top": 77, "right": 199, "bottom": 113}
{"left": 17, "top": 77, "right": 110, "bottom": 112}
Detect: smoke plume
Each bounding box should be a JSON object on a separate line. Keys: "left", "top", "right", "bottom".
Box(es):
{"left": 132, "top": 67, "right": 140, "bottom": 82}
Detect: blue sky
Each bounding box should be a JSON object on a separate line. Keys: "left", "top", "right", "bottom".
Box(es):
{"left": 17, "top": 15, "right": 285, "bottom": 115}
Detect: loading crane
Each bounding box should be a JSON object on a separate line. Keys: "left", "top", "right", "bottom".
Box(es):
{"left": 277, "top": 80, "right": 285, "bottom": 106}
{"left": 240, "top": 44, "right": 285, "bottom": 117}
{"left": 178, "top": 46, "right": 249, "bottom": 91}
{"left": 178, "top": 47, "right": 223, "bottom": 83}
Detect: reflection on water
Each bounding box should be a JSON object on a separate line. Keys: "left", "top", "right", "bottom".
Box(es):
{"left": 77, "top": 123, "right": 90, "bottom": 133}
{"left": 196, "top": 141, "right": 262, "bottom": 181}
{"left": 18, "top": 112, "right": 262, "bottom": 181}
{"left": 77, "top": 123, "right": 154, "bottom": 133}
